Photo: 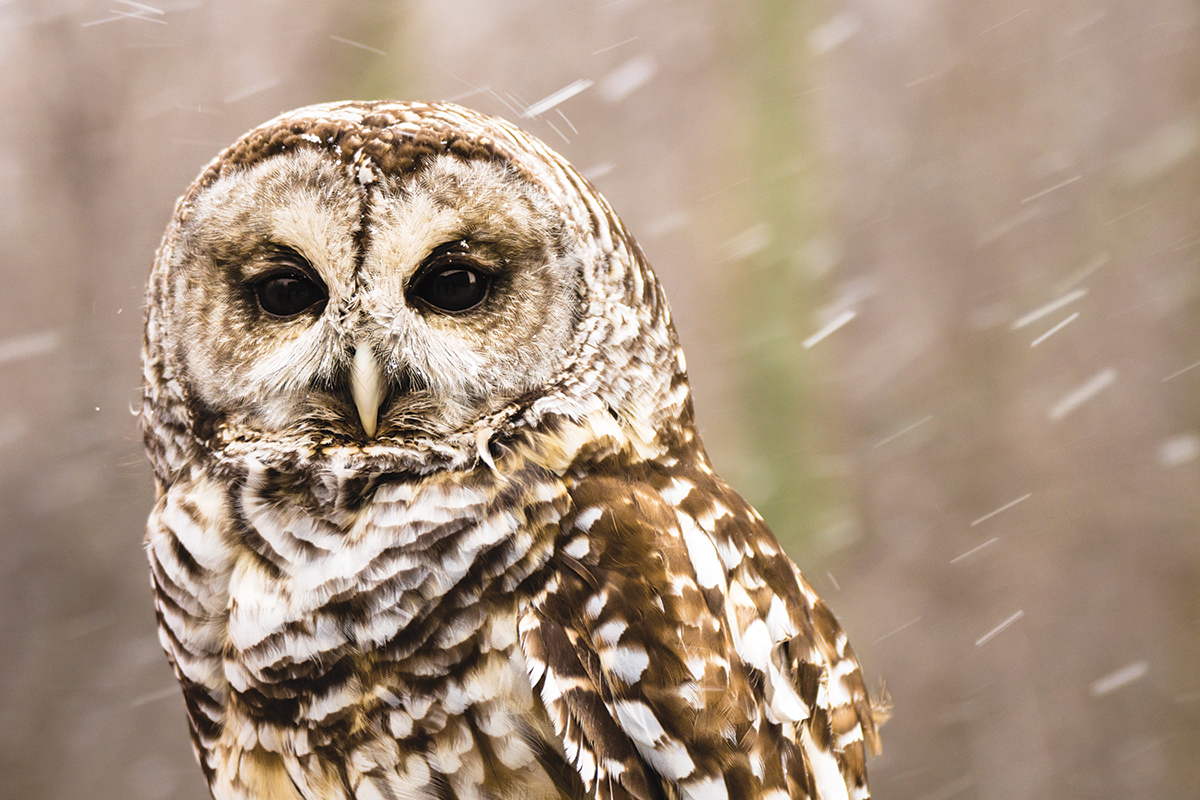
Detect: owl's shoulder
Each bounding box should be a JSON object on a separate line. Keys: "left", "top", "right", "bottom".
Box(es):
{"left": 515, "top": 438, "right": 878, "bottom": 799}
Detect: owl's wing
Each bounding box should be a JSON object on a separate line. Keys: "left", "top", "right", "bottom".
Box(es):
{"left": 519, "top": 467, "right": 878, "bottom": 800}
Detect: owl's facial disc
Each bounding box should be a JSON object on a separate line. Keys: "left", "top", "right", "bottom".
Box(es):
{"left": 173, "top": 149, "right": 580, "bottom": 447}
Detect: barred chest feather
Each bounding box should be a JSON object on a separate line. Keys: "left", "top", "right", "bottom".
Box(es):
{"left": 147, "top": 439, "right": 577, "bottom": 800}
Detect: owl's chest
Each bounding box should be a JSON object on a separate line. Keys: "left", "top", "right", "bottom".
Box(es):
{"left": 155, "top": 466, "right": 572, "bottom": 798}
{"left": 222, "top": 467, "right": 565, "bottom": 702}
{"left": 214, "top": 611, "right": 565, "bottom": 800}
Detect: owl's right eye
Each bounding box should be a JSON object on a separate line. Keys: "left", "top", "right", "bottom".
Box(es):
{"left": 253, "top": 268, "right": 327, "bottom": 318}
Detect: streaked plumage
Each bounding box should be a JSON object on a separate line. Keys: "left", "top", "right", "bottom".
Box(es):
{"left": 140, "top": 100, "right": 880, "bottom": 800}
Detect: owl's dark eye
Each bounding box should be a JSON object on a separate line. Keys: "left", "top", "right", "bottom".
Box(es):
{"left": 410, "top": 264, "right": 490, "bottom": 313}
{"left": 253, "top": 269, "right": 327, "bottom": 318}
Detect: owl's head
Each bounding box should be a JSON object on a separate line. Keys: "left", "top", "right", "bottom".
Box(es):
{"left": 142, "top": 101, "right": 689, "bottom": 482}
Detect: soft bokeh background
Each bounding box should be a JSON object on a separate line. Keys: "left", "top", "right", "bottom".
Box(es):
{"left": 2, "top": 1, "right": 1198, "bottom": 798}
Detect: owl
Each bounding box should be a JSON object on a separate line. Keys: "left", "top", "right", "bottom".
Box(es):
{"left": 141, "top": 101, "right": 881, "bottom": 800}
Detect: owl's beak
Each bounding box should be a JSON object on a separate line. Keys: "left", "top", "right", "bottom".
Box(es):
{"left": 350, "top": 341, "right": 386, "bottom": 438}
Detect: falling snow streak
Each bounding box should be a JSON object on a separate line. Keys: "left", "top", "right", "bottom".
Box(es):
{"left": 950, "top": 538, "right": 999, "bottom": 564}
{"left": 329, "top": 36, "right": 387, "bottom": 56}
{"left": 1090, "top": 662, "right": 1149, "bottom": 696}
{"left": 1102, "top": 202, "right": 1153, "bottom": 225}
{"left": 874, "top": 415, "right": 933, "bottom": 447}
{"left": 599, "top": 56, "right": 658, "bottom": 103}
{"left": 1158, "top": 434, "right": 1199, "bottom": 467}
{"left": 591, "top": 37, "right": 640, "bottom": 56}
{"left": 1048, "top": 369, "right": 1116, "bottom": 421}
{"left": 130, "top": 686, "right": 181, "bottom": 707}
{"left": 1020, "top": 174, "right": 1081, "bottom": 204}
{"left": 1012, "top": 288, "right": 1087, "bottom": 329}
{"left": 980, "top": 8, "right": 1029, "bottom": 34}
{"left": 82, "top": 0, "right": 166, "bottom": 26}
{"left": 521, "top": 80, "right": 594, "bottom": 118}
{"left": 1058, "top": 253, "right": 1109, "bottom": 288}
{"left": 802, "top": 309, "right": 856, "bottom": 348}
{"left": 970, "top": 493, "right": 1031, "bottom": 526}
{"left": 0, "top": 330, "right": 60, "bottom": 365}
{"left": 1030, "top": 312, "right": 1079, "bottom": 347}
{"left": 975, "top": 610, "right": 1024, "bottom": 646}
{"left": 1162, "top": 358, "right": 1200, "bottom": 382}
{"left": 905, "top": 69, "right": 950, "bottom": 88}
{"left": 873, "top": 616, "right": 922, "bottom": 645}
{"left": 222, "top": 80, "right": 281, "bottom": 104}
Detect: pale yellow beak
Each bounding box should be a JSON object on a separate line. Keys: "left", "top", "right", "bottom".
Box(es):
{"left": 350, "top": 341, "right": 386, "bottom": 438}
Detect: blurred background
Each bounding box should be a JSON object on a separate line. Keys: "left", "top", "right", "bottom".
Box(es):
{"left": 2, "top": 1, "right": 1198, "bottom": 798}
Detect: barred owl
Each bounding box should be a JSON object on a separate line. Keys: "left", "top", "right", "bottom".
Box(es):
{"left": 141, "top": 101, "right": 880, "bottom": 800}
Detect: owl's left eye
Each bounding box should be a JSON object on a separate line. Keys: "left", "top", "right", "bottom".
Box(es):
{"left": 253, "top": 269, "right": 327, "bottom": 318}
{"left": 410, "top": 242, "right": 493, "bottom": 315}
{"left": 411, "top": 266, "right": 490, "bottom": 313}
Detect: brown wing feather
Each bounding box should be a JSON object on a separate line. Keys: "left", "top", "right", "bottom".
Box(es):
{"left": 520, "top": 454, "right": 878, "bottom": 800}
